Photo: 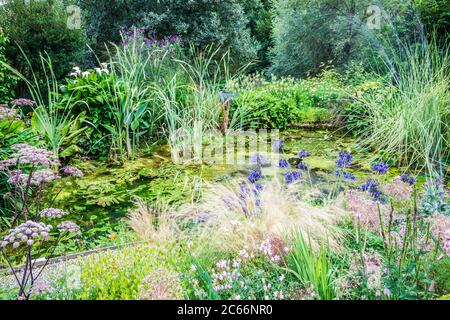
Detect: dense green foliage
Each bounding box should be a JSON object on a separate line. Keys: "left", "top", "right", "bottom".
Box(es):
{"left": 230, "top": 71, "right": 343, "bottom": 129}
{"left": 0, "top": 30, "right": 18, "bottom": 102}
{"left": 75, "top": 0, "right": 258, "bottom": 68}
{"left": 0, "top": 0, "right": 86, "bottom": 95}
{"left": 414, "top": 0, "right": 450, "bottom": 43}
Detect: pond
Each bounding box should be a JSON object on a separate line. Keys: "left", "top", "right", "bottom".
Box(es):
{"left": 49, "top": 128, "right": 431, "bottom": 250}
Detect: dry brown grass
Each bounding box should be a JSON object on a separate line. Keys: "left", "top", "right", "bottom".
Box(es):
{"left": 179, "top": 178, "right": 346, "bottom": 252}
{"left": 127, "top": 197, "right": 180, "bottom": 244}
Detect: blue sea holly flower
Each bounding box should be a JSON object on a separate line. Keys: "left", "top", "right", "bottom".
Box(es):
{"left": 297, "top": 162, "right": 308, "bottom": 170}
{"left": 247, "top": 169, "right": 262, "bottom": 183}
{"left": 284, "top": 171, "right": 302, "bottom": 184}
{"left": 400, "top": 174, "right": 417, "bottom": 186}
{"left": 336, "top": 151, "right": 353, "bottom": 169}
{"left": 251, "top": 153, "right": 267, "bottom": 166}
{"left": 298, "top": 150, "right": 310, "bottom": 159}
{"left": 371, "top": 161, "right": 389, "bottom": 175}
{"left": 272, "top": 140, "right": 284, "bottom": 153}
{"left": 278, "top": 159, "right": 289, "bottom": 168}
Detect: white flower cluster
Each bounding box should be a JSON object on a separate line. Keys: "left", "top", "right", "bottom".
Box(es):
{"left": 70, "top": 63, "right": 109, "bottom": 78}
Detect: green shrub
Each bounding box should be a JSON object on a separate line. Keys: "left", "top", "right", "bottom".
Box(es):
{"left": 0, "top": 0, "right": 86, "bottom": 94}
{"left": 429, "top": 258, "right": 450, "bottom": 296}
{"left": 60, "top": 69, "right": 119, "bottom": 158}
{"left": 232, "top": 73, "right": 342, "bottom": 129}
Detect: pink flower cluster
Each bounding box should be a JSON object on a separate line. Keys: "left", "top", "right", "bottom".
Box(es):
{"left": 61, "top": 166, "right": 84, "bottom": 178}
{"left": 0, "top": 105, "right": 20, "bottom": 121}
{"left": 7, "top": 169, "right": 60, "bottom": 186}
{"left": 10, "top": 144, "right": 59, "bottom": 167}
{"left": 11, "top": 98, "right": 35, "bottom": 107}
{"left": 57, "top": 221, "right": 81, "bottom": 235}
{"left": 431, "top": 214, "right": 450, "bottom": 257}
{"left": 1, "top": 221, "right": 52, "bottom": 249}
{"left": 347, "top": 191, "right": 388, "bottom": 232}
{"left": 381, "top": 176, "right": 412, "bottom": 200}
{"left": 257, "top": 236, "right": 289, "bottom": 263}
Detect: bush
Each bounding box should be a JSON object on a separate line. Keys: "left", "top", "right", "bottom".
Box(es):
{"left": 414, "top": 0, "right": 450, "bottom": 44}
{"left": 0, "top": 0, "right": 86, "bottom": 95}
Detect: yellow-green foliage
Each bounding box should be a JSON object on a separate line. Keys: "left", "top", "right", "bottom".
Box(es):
{"left": 78, "top": 244, "right": 182, "bottom": 300}
{"left": 230, "top": 71, "right": 343, "bottom": 129}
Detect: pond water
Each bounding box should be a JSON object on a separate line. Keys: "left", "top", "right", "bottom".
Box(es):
{"left": 49, "top": 128, "right": 433, "bottom": 248}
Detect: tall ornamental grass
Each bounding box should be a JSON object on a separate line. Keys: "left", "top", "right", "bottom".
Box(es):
{"left": 153, "top": 45, "right": 251, "bottom": 163}
{"left": 358, "top": 41, "right": 449, "bottom": 174}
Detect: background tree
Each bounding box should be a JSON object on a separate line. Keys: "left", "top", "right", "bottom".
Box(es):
{"left": 0, "top": 28, "right": 18, "bottom": 102}
{"left": 0, "top": 0, "right": 86, "bottom": 96}
{"left": 75, "top": 0, "right": 259, "bottom": 69}
{"left": 269, "top": 0, "right": 448, "bottom": 78}
{"left": 242, "top": 0, "right": 274, "bottom": 70}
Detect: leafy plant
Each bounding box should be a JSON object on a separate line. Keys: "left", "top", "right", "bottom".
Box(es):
{"left": 1, "top": 53, "right": 89, "bottom": 159}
